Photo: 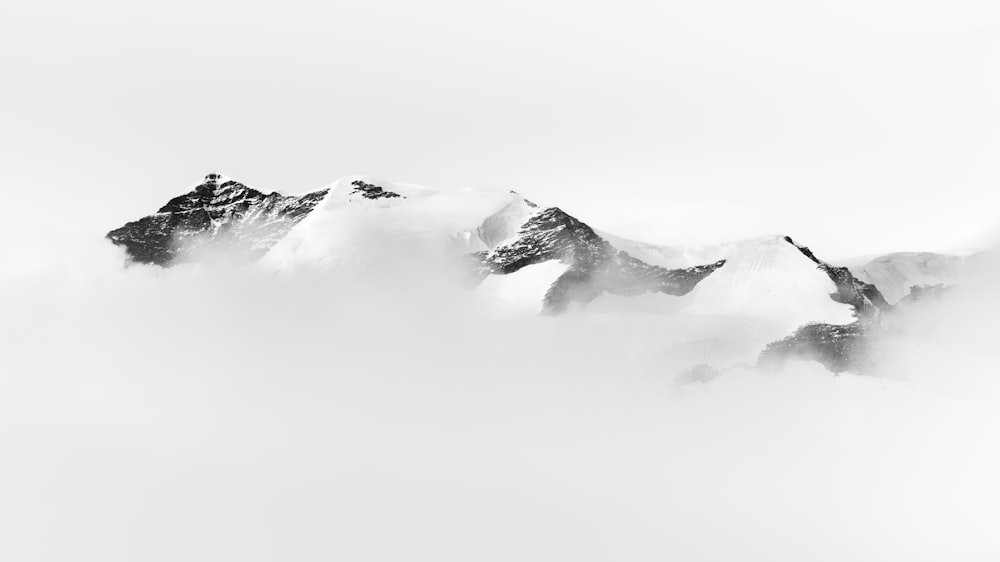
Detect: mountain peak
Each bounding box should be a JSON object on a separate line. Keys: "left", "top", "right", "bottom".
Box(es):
{"left": 479, "top": 205, "right": 725, "bottom": 313}
{"left": 107, "top": 176, "right": 328, "bottom": 265}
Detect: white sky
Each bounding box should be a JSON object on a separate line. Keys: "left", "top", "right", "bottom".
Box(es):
{"left": 1, "top": 0, "right": 999, "bottom": 259}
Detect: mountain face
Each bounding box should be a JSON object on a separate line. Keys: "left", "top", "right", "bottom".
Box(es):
{"left": 755, "top": 240, "right": 980, "bottom": 374}
{"left": 758, "top": 237, "right": 893, "bottom": 373}
{"left": 476, "top": 206, "right": 725, "bottom": 313}
{"left": 106, "top": 174, "right": 328, "bottom": 265}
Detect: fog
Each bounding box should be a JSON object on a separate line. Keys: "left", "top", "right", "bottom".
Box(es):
{"left": 1, "top": 234, "right": 999, "bottom": 562}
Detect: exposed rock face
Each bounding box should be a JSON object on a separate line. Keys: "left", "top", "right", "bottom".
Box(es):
{"left": 759, "top": 322, "right": 877, "bottom": 374}
{"left": 479, "top": 207, "right": 725, "bottom": 313}
{"left": 106, "top": 174, "right": 328, "bottom": 265}
{"left": 759, "top": 237, "right": 892, "bottom": 373}
{"left": 783, "top": 236, "right": 889, "bottom": 320}
{"left": 107, "top": 174, "right": 723, "bottom": 314}
{"left": 350, "top": 180, "right": 403, "bottom": 201}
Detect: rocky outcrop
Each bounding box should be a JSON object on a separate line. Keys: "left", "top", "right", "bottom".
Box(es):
{"left": 759, "top": 321, "right": 877, "bottom": 374}
{"left": 106, "top": 174, "right": 327, "bottom": 265}
{"left": 783, "top": 236, "right": 889, "bottom": 320}
{"left": 479, "top": 207, "right": 725, "bottom": 313}
{"left": 759, "top": 237, "right": 892, "bottom": 373}
{"left": 350, "top": 180, "right": 403, "bottom": 201}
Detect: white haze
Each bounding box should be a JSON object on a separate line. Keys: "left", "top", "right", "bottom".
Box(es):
{"left": 2, "top": 235, "right": 1000, "bottom": 561}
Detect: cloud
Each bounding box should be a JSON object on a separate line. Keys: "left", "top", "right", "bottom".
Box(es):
{"left": 1, "top": 236, "right": 1000, "bottom": 561}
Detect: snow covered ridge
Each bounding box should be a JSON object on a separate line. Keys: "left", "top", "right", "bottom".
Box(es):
{"left": 105, "top": 173, "right": 975, "bottom": 374}
{"left": 474, "top": 206, "right": 725, "bottom": 314}
{"left": 759, "top": 237, "right": 893, "bottom": 373}
{"left": 757, "top": 238, "right": 980, "bottom": 373}
{"left": 106, "top": 173, "right": 727, "bottom": 314}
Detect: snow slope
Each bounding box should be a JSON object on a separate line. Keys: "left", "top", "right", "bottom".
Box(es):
{"left": 476, "top": 261, "right": 570, "bottom": 314}
{"left": 264, "top": 176, "right": 534, "bottom": 269}
{"left": 264, "top": 176, "right": 724, "bottom": 313}
{"left": 602, "top": 234, "right": 857, "bottom": 333}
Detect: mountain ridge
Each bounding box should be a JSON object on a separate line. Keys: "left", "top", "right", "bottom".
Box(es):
{"left": 106, "top": 173, "right": 327, "bottom": 265}
{"left": 105, "top": 172, "right": 972, "bottom": 375}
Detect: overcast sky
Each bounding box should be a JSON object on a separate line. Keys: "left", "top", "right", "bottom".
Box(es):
{"left": 2, "top": 0, "right": 998, "bottom": 259}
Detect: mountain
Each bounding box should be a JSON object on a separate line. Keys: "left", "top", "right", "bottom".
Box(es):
{"left": 106, "top": 172, "right": 972, "bottom": 375}
{"left": 601, "top": 234, "right": 859, "bottom": 332}
{"left": 262, "top": 175, "right": 537, "bottom": 263}
{"left": 476, "top": 207, "right": 724, "bottom": 314}
{"left": 757, "top": 237, "right": 892, "bottom": 373}
{"left": 106, "top": 174, "right": 328, "bottom": 265}
{"left": 109, "top": 174, "right": 726, "bottom": 314}
{"left": 597, "top": 233, "right": 899, "bottom": 372}
{"left": 754, "top": 248, "right": 980, "bottom": 374}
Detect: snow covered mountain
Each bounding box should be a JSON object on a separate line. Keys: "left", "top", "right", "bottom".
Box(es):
{"left": 108, "top": 174, "right": 726, "bottom": 314}
{"left": 599, "top": 233, "right": 897, "bottom": 372}
{"left": 758, "top": 237, "right": 892, "bottom": 373}
{"left": 753, "top": 249, "right": 979, "bottom": 373}
{"left": 602, "top": 234, "right": 859, "bottom": 330}
{"left": 105, "top": 172, "right": 968, "bottom": 375}
{"left": 475, "top": 207, "right": 725, "bottom": 314}
{"left": 107, "top": 174, "right": 328, "bottom": 265}
{"left": 263, "top": 176, "right": 537, "bottom": 264}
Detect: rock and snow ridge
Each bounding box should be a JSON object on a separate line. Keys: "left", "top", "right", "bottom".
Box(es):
{"left": 758, "top": 237, "right": 893, "bottom": 373}
{"left": 476, "top": 206, "right": 725, "bottom": 314}
{"left": 107, "top": 174, "right": 726, "bottom": 314}
{"left": 105, "top": 172, "right": 971, "bottom": 374}
{"left": 757, "top": 239, "right": 977, "bottom": 373}
{"left": 106, "top": 173, "right": 327, "bottom": 265}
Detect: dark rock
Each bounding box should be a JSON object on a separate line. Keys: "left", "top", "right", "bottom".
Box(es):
{"left": 759, "top": 322, "right": 878, "bottom": 374}
{"left": 783, "top": 236, "right": 889, "bottom": 320}
{"left": 759, "top": 237, "right": 893, "bottom": 374}
{"left": 350, "top": 180, "right": 403, "bottom": 200}
{"left": 480, "top": 207, "right": 725, "bottom": 313}
{"left": 106, "top": 174, "right": 328, "bottom": 266}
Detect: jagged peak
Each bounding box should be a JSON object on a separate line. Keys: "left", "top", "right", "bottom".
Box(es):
{"left": 782, "top": 235, "right": 822, "bottom": 265}
{"left": 781, "top": 234, "right": 890, "bottom": 319}
{"left": 107, "top": 173, "right": 330, "bottom": 266}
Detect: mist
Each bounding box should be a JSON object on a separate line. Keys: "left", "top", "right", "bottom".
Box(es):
{"left": 2, "top": 234, "right": 999, "bottom": 562}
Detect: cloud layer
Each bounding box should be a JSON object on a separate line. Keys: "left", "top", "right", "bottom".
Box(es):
{"left": 2, "top": 237, "right": 1000, "bottom": 561}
